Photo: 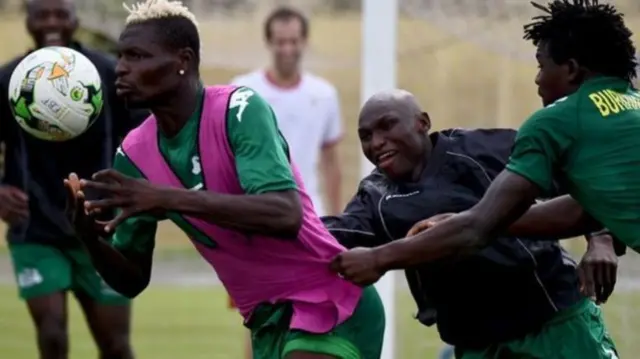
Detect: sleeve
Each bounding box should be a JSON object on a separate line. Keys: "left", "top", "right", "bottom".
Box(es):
{"left": 227, "top": 87, "right": 297, "bottom": 194}
{"left": 109, "top": 147, "right": 158, "bottom": 254}
{"left": 321, "top": 178, "right": 386, "bottom": 248}
{"left": 506, "top": 110, "right": 577, "bottom": 194}
{"left": 322, "top": 88, "right": 343, "bottom": 146}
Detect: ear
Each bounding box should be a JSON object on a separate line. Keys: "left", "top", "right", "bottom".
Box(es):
{"left": 416, "top": 112, "right": 431, "bottom": 133}
{"left": 176, "top": 47, "right": 196, "bottom": 75}
{"left": 566, "top": 58, "right": 585, "bottom": 85}
{"left": 71, "top": 16, "right": 80, "bottom": 33}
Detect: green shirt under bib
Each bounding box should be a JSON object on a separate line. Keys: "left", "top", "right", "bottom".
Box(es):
{"left": 507, "top": 76, "right": 640, "bottom": 250}
{"left": 110, "top": 86, "right": 296, "bottom": 253}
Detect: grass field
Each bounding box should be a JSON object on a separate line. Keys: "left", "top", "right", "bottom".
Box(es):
{"left": 0, "top": 280, "right": 640, "bottom": 359}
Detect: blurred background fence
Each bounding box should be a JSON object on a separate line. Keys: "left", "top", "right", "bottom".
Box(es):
{"left": 1, "top": 0, "right": 640, "bottom": 358}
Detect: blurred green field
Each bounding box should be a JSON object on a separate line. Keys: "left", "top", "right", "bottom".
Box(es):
{"left": 0, "top": 284, "right": 444, "bottom": 358}
{"left": 0, "top": 282, "right": 639, "bottom": 358}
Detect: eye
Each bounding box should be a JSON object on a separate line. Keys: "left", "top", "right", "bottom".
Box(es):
{"left": 358, "top": 130, "right": 371, "bottom": 141}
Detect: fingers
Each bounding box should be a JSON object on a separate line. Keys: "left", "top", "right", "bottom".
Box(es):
{"left": 407, "top": 220, "right": 434, "bottom": 237}
{"left": 596, "top": 263, "right": 617, "bottom": 304}
{"left": 6, "top": 187, "right": 28, "bottom": 202}
{"left": 330, "top": 254, "right": 343, "bottom": 273}
{"left": 103, "top": 209, "right": 133, "bottom": 233}
{"left": 579, "top": 264, "right": 596, "bottom": 301}
{"left": 606, "top": 262, "right": 617, "bottom": 300}
{"left": 92, "top": 169, "right": 126, "bottom": 183}
{"left": 80, "top": 179, "right": 120, "bottom": 193}
{"left": 84, "top": 198, "right": 129, "bottom": 212}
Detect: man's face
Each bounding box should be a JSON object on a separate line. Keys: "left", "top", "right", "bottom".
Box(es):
{"left": 26, "top": 0, "right": 78, "bottom": 48}
{"left": 266, "top": 18, "right": 306, "bottom": 74}
{"left": 535, "top": 42, "right": 574, "bottom": 106}
{"left": 358, "top": 107, "right": 427, "bottom": 180}
{"left": 115, "top": 23, "right": 184, "bottom": 108}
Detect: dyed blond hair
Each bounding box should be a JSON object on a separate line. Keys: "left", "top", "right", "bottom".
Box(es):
{"left": 123, "top": 0, "right": 199, "bottom": 32}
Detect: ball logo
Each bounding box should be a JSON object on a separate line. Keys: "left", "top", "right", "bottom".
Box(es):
{"left": 8, "top": 47, "right": 102, "bottom": 141}
{"left": 70, "top": 86, "right": 84, "bottom": 102}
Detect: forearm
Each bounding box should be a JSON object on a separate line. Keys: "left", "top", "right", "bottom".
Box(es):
{"left": 507, "top": 195, "right": 600, "bottom": 238}
{"left": 375, "top": 212, "right": 481, "bottom": 270}
{"left": 81, "top": 235, "right": 149, "bottom": 298}
{"left": 161, "top": 188, "right": 302, "bottom": 238}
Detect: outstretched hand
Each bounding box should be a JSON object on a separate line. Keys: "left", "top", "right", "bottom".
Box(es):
{"left": 64, "top": 173, "right": 107, "bottom": 240}
{"left": 80, "top": 169, "right": 166, "bottom": 233}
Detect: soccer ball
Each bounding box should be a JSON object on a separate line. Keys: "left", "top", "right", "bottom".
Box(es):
{"left": 8, "top": 46, "right": 103, "bottom": 141}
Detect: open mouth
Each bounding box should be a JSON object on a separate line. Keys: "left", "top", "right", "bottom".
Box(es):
{"left": 376, "top": 150, "right": 397, "bottom": 168}
{"left": 43, "top": 32, "right": 64, "bottom": 46}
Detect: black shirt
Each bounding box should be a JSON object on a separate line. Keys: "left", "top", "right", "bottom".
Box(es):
{"left": 0, "top": 42, "right": 147, "bottom": 245}
{"left": 323, "top": 128, "right": 582, "bottom": 348}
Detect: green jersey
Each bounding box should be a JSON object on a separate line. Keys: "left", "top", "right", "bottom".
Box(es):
{"left": 507, "top": 76, "right": 640, "bottom": 250}
{"left": 110, "top": 86, "right": 296, "bottom": 253}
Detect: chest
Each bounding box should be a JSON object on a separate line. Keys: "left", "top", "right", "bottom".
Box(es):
{"left": 259, "top": 89, "right": 328, "bottom": 147}
{"left": 377, "top": 154, "right": 495, "bottom": 240}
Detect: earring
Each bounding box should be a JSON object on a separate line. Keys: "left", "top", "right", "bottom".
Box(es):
{"left": 179, "top": 69, "right": 185, "bottom": 75}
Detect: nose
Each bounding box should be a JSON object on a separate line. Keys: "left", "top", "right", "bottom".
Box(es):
{"left": 371, "top": 132, "right": 386, "bottom": 151}
{"left": 115, "top": 58, "right": 129, "bottom": 78}
{"left": 535, "top": 71, "right": 542, "bottom": 85}
{"left": 41, "top": 13, "right": 64, "bottom": 30}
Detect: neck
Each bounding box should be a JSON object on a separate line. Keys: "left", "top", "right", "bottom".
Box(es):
{"left": 410, "top": 138, "right": 433, "bottom": 182}
{"left": 267, "top": 67, "right": 301, "bottom": 88}
{"left": 152, "top": 78, "right": 200, "bottom": 138}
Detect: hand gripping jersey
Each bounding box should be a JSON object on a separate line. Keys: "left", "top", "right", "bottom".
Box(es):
{"left": 120, "top": 85, "right": 361, "bottom": 333}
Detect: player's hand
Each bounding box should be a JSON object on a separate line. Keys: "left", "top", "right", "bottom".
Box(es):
{"left": 80, "top": 169, "right": 165, "bottom": 233}
{"left": 0, "top": 185, "right": 28, "bottom": 225}
{"left": 579, "top": 233, "right": 618, "bottom": 304}
{"left": 330, "top": 247, "right": 385, "bottom": 286}
{"left": 64, "top": 173, "right": 106, "bottom": 240}
{"left": 406, "top": 213, "right": 456, "bottom": 236}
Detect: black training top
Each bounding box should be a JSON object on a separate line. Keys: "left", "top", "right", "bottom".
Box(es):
{"left": 0, "top": 42, "right": 147, "bottom": 246}
{"left": 323, "top": 128, "right": 584, "bottom": 348}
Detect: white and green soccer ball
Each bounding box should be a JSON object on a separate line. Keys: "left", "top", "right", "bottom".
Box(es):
{"left": 8, "top": 46, "right": 103, "bottom": 141}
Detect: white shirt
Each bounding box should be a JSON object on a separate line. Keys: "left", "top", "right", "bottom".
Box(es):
{"left": 231, "top": 70, "right": 342, "bottom": 216}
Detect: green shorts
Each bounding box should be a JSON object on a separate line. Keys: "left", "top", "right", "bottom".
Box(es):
{"left": 456, "top": 299, "right": 617, "bottom": 359}
{"left": 9, "top": 242, "right": 129, "bottom": 305}
{"left": 249, "top": 285, "right": 385, "bottom": 359}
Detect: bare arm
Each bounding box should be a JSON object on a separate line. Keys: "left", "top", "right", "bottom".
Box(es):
{"left": 507, "top": 195, "right": 600, "bottom": 238}
{"left": 160, "top": 189, "right": 302, "bottom": 239}
{"left": 81, "top": 233, "right": 153, "bottom": 298}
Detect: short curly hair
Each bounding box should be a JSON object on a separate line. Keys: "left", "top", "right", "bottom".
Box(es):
{"left": 523, "top": 0, "right": 637, "bottom": 82}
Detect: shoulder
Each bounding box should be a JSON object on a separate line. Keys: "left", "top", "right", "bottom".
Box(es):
{"left": 525, "top": 95, "right": 578, "bottom": 124}
{"left": 440, "top": 127, "right": 517, "bottom": 150}
{"left": 230, "top": 70, "right": 263, "bottom": 86}
{"left": 302, "top": 72, "right": 338, "bottom": 98}
{"left": 358, "top": 169, "right": 390, "bottom": 196}
{"left": 0, "top": 56, "right": 26, "bottom": 87}
{"left": 225, "top": 86, "right": 272, "bottom": 126}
